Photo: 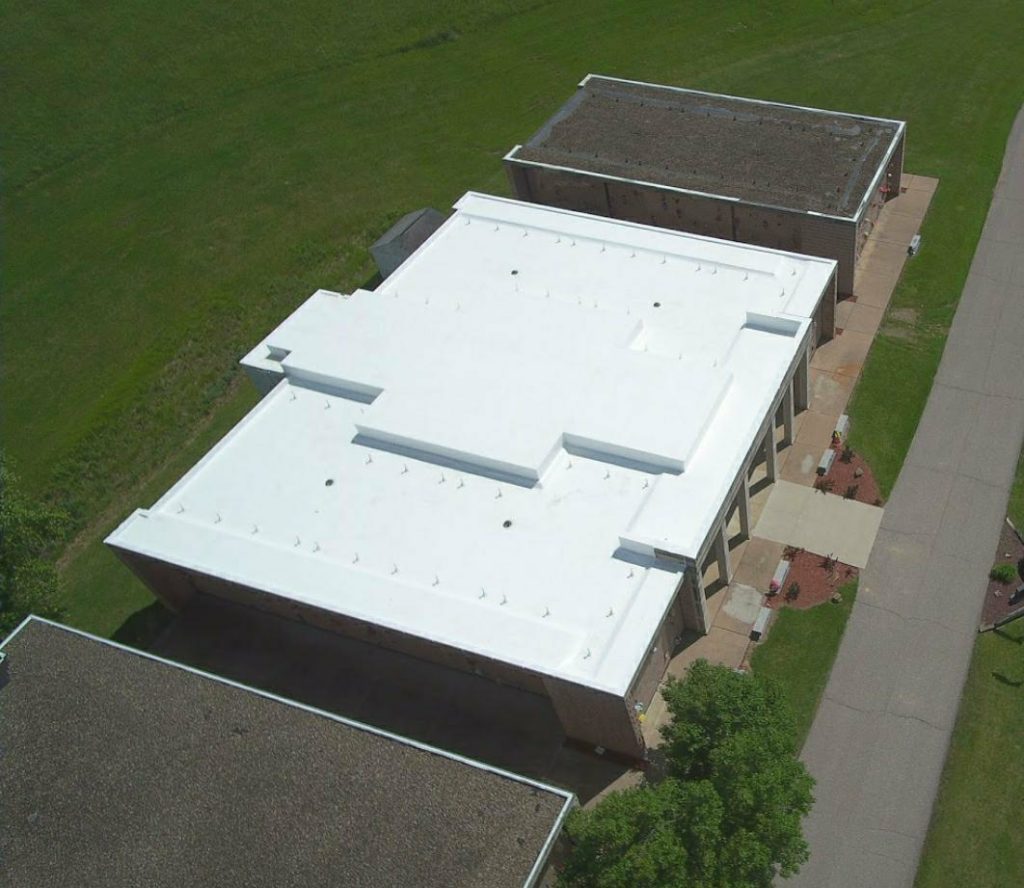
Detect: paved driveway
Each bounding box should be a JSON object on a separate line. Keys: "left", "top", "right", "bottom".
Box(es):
{"left": 787, "top": 108, "right": 1024, "bottom": 887}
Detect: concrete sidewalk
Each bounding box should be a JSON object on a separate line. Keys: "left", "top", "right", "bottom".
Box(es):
{"left": 788, "top": 107, "right": 1024, "bottom": 887}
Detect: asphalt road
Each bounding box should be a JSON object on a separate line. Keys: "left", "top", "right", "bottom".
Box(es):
{"left": 788, "top": 107, "right": 1024, "bottom": 888}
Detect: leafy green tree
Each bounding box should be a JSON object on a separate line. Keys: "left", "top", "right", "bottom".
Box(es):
{"left": 0, "top": 454, "right": 69, "bottom": 637}
{"left": 559, "top": 660, "right": 813, "bottom": 887}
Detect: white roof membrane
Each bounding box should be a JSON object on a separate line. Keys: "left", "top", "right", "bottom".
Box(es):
{"left": 108, "top": 193, "right": 835, "bottom": 693}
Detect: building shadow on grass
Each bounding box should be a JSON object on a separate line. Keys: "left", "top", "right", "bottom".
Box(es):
{"left": 111, "top": 601, "right": 175, "bottom": 651}
{"left": 992, "top": 627, "right": 1024, "bottom": 645}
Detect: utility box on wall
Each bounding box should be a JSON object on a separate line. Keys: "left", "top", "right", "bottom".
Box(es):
{"left": 505, "top": 75, "right": 906, "bottom": 297}
{"left": 370, "top": 208, "right": 446, "bottom": 280}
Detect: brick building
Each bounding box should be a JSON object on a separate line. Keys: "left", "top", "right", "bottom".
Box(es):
{"left": 108, "top": 193, "right": 836, "bottom": 758}
{"left": 504, "top": 75, "right": 905, "bottom": 296}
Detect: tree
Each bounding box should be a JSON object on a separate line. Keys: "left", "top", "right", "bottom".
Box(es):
{"left": 559, "top": 661, "right": 813, "bottom": 888}
{"left": 0, "top": 454, "right": 69, "bottom": 637}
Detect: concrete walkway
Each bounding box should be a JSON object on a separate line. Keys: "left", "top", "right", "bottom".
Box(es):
{"left": 788, "top": 108, "right": 1024, "bottom": 888}
{"left": 755, "top": 480, "right": 884, "bottom": 568}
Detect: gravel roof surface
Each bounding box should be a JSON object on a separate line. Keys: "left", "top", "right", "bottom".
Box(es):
{"left": 516, "top": 77, "right": 902, "bottom": 217}
{"left": 0, "top": 619, "right": 568, "bottom": 888}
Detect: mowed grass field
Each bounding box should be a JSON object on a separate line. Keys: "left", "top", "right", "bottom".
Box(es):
{"left": 5, "top": 0, "right": 1023, "bottom": 636}
{"left": 917, "top": 616, "right": 1024, "bottom": 888}
{"left": 3, "top": 0, "right": 1023, "bottom": 877}
{"left": 750, "top": 580, "right": 858, "bottom": 748}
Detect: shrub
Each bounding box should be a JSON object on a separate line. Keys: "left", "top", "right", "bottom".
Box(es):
{"left": 560, "top": 663, "right": 814, "bottom": 887}
{"left": 990, "top": 563, "right": 1017, "bottom": 584}
{"left": 786, "top": 582, "right": 801, "bottom": 601}
{"left": 844, "top": 484, "right": 859, "bottom": 500}
{"left": 840, "top": 444, "right": 855, "bottom": 463}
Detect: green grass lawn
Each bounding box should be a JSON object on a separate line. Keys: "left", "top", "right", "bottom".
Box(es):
{"left": 2, "top": 0, "right": 1022, "bottom": 697}
{"left": 916, "top": 617, "right": 1024, "bottom": 888}
{"left": 1009, "top": 444, "right": 1024, "bottom": 531}
{"left": 750, "top": 581, "right": 858, "bottom": 747}
{"left": 56, "top": 379, "right": 259, "bottom": 640}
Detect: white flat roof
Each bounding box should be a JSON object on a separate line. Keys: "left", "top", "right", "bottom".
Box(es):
{"left": 108, "top": 193, "right": 835, "bottom": 694}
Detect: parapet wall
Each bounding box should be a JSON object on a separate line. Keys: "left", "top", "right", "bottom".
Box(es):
{"left": 506, "top": 161, "right": 860, "bottom": 295}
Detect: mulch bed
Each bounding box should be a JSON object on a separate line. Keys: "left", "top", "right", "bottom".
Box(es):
{"left": 980, "top": 520, "right": 1024, "bottom": 630}
{"left": 764, "top": 549, "right": 858, "bottom": 611}
{"left": 814, "top": 440, "right": 884, "bottom": 507}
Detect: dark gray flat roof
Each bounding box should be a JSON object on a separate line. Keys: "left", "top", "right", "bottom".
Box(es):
{"left": 512, "top": 75, "right": 904, "bottom": 218}
{"left": 0, "top": 618, "right": 571, "bottom": 888}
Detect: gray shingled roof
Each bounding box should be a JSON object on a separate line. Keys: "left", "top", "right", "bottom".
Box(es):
{"left": 515, "top": 76, "right": 902, "bottom": 217}
{"left": 0, "top": 618, "right": 571, "bottom": 888}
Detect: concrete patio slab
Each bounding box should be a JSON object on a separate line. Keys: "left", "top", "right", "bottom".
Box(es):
{"left": 860, "top": 237, "right": 913, "bottom": 275}
{"left": 810, "top": 329, "right": 873, "bottom": 378}
{"left": 665, "top": 626, "right": 749, "bottom": 677}
{"left": 835, "top": 298, "right": 856, "bottom": 329}
{"left": 752, "top": 480, "right": 807, "bottom": 542}
{"left": 909, "top": 174, "right": 937, "bottom": 193}
{"left": 731, "top": 537, "right": 785, "bottom": 590}
{"left": 795, "top": 499, "right": 884, "bottom": 568}
{"left": 779, "top": 440, "right": 824, "bottom": 485}
{"left": 795, "top": 409, "right": 839, "bottom": 449}
{"left": 715, "top": 583, "right": 763, "bottom": 636}
{"left": 704, "top": 582, "right": 728, "bottom": 625}
{"left": 754, "top": 480, "right": 884, "bottom": 568}
{"left": 853, "top": 267, "right": 901, "bottom": 308}
{"left": 809, "top": 369, "right": 856, "bottom": 416}
{"left": 904, "top": 174, "right": 939, "bottom": 194}
{"left": 841, "top": 301, "right": 886, "bottom": 336}
{"left": 888, "top": 187, "right": 935, "bottom": 218}
{"left": 874, "top": 209, "right": 922, "bottom": 245}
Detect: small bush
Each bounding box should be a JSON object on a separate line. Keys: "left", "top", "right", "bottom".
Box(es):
{"left": 840, "top": 444, "right": 855, "bottom": 463}
{"left": 990, "top": 563, "right": 1017, "bottom": 584}
{"left": 844, "top": 484, "right": 859, "bottom": 500}
{"left": 786, "top": 582, "right": 801, "bottom": 601}
{"left": 815, "top": 477, "right": 834, "bottom": 494}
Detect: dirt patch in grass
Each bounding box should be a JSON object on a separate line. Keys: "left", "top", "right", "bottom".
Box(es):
{"left": 878, "top": 306, "right": 920, "bottom": 340}
{"left": 980, "top": 519, "right": 1024, "bottom": 630}
{"left": 765, "top": 549, "right": 859, "bottom": 611}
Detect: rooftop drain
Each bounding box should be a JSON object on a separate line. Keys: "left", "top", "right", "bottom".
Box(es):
{"left": 510, "top": 269, "right": 519, "bottom": 275}
{"left": 325, "top": 479, "right": 335, "bottom": 487}
{"left": 502, "top": 519, "right": 513, "bottom": 529}
{"left": 653, "top": 302, "right": 661, "bottom": 308}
